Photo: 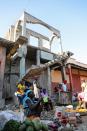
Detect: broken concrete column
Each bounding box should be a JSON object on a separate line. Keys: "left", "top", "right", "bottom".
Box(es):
{"left": 38, "top": 38, "right": 43, "bottom": 47}
{"left": 61, "top": 65, "right": 67, "bottom": 81}
{"left": 20, "top": 56, "right": 26, "bottom": 79}
{"left": 22, "top": 19, "right": 26, "bottom": 36}
{"left": 68, "top": 64, "right": 73, "bottom": 102}
{"left": 0, "top": 46, "right": 6, "bottom": 108}
{"left": 36, "top": 50, "right": 40, "bottom": 65}
{"left": 47, "top": 67, "right": 51, "bottom": 96}
{"left": 36, "top": 38, "right": 43, "bottom": 65}
{"left": 17, "top": 44, "right": 27, "bottom": 80}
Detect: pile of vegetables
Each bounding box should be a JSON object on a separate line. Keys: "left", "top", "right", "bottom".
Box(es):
{"left": 19, "top": 118, "right": 48, "bottom": 131}
{"left": 2, "top": 119, "right": 48, "bottom": 131}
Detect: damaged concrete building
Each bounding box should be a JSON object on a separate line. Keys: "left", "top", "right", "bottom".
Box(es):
{"left": 0, "top": 11, "right": 69, "bottom": 101}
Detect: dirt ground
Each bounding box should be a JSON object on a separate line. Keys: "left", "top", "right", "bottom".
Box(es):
{"left": 76, "top": 116, "right": 87, "bottom": 131}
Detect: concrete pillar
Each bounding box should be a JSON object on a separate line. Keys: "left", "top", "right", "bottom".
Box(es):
{"left": 20, "top": 56, "right": 25, "bottom": 79}
{"left": 17, "top": 44, "right": 27, "bottom": 81}
{"left": 68, "top": 64, "right": 73, "bottom": 102}
{"left": 61, "top": 65, "right": 66, "bottom": 81}
{"left": 36, "top": 50, "right": 40, "bottom": 65}
{"left": 36, "top": 38, "right": 43, "bottom": 65}
{"left": 38, "top": 38, "right": 43, "bottom": 47}
{"left": 27, "top": 35, "right": 30, "bottom": 45}
{"left": 0, "top": 47, "right": 6, "bottom": 108}
{"left": 10, "top": 25, "right": 15, "bottom": 41}
{"left": 22, "top": 20, "right": 26, "bottom": 36}
{"left": 47, "top": 67, "right": 51, "bottom": 96}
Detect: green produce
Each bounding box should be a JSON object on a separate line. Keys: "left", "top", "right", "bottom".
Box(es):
{"left": 19, "top": 123, "right": 26, "bottom": 131}
{"left": 32, "top": 119, "right": 41, "bottom": 131}
{"left": 24, "top": 119, "right": 33, "bottom": 127}
{"left": 21, "top": 119, "right": 48, "bottom": 131}
{"left": 26, "top": 126, "right": 34, "bottom": 131}
{"left": 2, "top": 120, "right": 20, "bottom": 131}
{"left": 41, "top": 122, "right": 48, "bottom": 131}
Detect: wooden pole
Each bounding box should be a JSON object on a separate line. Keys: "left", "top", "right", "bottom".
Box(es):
{"left": 68, "top": 64, "right": 73, "bottom": 102}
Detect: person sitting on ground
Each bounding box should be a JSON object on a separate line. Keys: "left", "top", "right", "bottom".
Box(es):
{"left": 23, "top": 89, "right": 43, "bottom": 119}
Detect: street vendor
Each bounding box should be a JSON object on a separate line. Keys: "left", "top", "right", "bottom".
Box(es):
{"left": 41, "top": 89, "right": 53, "bottom": 111}
{"left": 23, "top": 89, "right": 43, "bottom": 119}
{"left": 77, "top": 80, "right": 87, "bottom": 108}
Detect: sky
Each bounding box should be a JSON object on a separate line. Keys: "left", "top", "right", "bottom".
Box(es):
{"left": 0, "top": 0, "right": 87, "bottom": 63}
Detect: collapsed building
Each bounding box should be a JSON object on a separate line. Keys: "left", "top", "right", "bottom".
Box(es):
{"left": 4, "top": 11, "right": 67, "bottom": 96}
{"left": 0, "top": 11, "right": 87, "bottom": 108}
{"left": 0, "top": 12, "right": 68, "bottom": 106}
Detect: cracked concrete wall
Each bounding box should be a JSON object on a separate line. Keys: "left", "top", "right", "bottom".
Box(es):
{"left": 4, "top": 58, "right": 36, "bottom": 98}
{"left": 4, "top": 59, "right": 20, "bottom": 98}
